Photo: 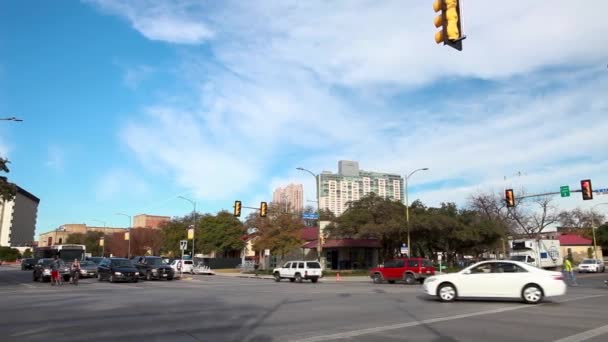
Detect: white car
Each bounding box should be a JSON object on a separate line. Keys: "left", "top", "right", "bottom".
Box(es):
{"left": 577, "top": 259, "right": 605, "bottom": 273}
{"left": 273, "top": 261, "right": 323, "bottom": 283}
{"left": 422, "top": 260, "right": 567, "bottom": 304}
{"left": 170, "top": 259, "right": 194, "bottom": 274}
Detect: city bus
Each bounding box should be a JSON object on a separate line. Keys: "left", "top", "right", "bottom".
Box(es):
{"left": 34, "top": 244, "right": 86, "bottom": 262}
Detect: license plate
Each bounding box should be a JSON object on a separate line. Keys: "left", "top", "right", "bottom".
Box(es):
{"left": 162, "top": 274, "right": 167, "bottom": 277}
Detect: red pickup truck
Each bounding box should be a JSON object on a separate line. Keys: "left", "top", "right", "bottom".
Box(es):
{"left": 370, "top": 257, "right": 436, "bottom": 284}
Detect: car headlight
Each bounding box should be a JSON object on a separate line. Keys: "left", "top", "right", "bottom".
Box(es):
{"left": 114, "top": 272, "right": 122, "bottom": 275}
{"left": 152, "top": 269, "right": 158, "bottom": 273}
{"left": 135, "top": 272, "right": 139, "bottom": 276}
{"left": 43, "top": 269, "right": 51, "bottom": 275}
{"left": 80, "top": 270, "right": 87, "bottom": 274}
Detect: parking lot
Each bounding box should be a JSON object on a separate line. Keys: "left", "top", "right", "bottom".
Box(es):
{"left": 1, "top": 266, "right": 608, "bottom": 342}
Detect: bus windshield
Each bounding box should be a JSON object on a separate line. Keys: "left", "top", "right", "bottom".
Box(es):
{"left": 60, "top": 249, "right": 85, "bottom": 261}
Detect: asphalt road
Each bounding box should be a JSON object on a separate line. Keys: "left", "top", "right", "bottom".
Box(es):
{"left": 1, "top": 266, "right": 608, "bottom": 342}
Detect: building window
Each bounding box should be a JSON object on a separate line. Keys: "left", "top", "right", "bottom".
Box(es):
{"left": 58, "top": 238, "right": 63, "bottom": 244}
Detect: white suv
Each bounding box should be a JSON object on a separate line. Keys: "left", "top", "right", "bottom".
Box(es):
{"left": 170, "top": 259, "right": 194, "bottom": 274}
{"left": 273, "top": 261, "right": 323, "bottom": 283}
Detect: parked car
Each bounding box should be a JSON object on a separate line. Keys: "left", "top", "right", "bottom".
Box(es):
{"left": 33, "top": 258, "right": 70, "bottom": 282}
{"left": 97, "top": 258, "right": 139, "bottom": 283}
{"left": 577, "top": 259, "right": 605, "bottom": 273}
{"left": 273, "top": 261, "right": 323, "bottom": 283}
{"left": 21, "top": 258, "right": 37, "bottom": 270}
{"left": 370, "top": 257, "right": 436, "bottom": 285}
{"left": 132, "top": 256, "right": 175, "bottom": 280}
{"left": 169, "top": 259, "right": 194, "bottom": 274}
{"left": 78, "top": 260, "right": 99, "bottom": 278}
{"left": 422, "top": 260, "right": 567, "bottom": 304}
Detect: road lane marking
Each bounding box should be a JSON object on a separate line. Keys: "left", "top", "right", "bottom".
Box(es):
{"left": 20, "top": 283, "right": 35, "bottom": 289}
{"left": 292, "top": 294, "right": 607, "bottom": 342}
{"left": 553, "top": 323, "right": 608, "bottom": 342}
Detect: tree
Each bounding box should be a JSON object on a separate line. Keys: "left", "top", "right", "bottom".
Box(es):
{"left": 507, "top": 195, "right": 559, "bottom": 238}
{"left": 130, "top": 228, "right": 164, "bottom": 256}
{"left": 160, "top": 219, "right": 189, "bottom": 257}
{"left": 0, "top": 246, "right": 20, "bottom": 262}
{"left": 558, "top": 208, "right": 604, "bottom": 230}
{"left": 245, "top": 202, "right": 303, "bottom": 258}
{"left": 196, "top": 211, "right": 245, "bottom": 257}
{"left": 104, "top": 232, "right": 129, "bottom": 258}
{"left": 22, "top": 248, "right": 32, "bottom": 258}
{"left": 596, "top": 223, "right": 608, "bottom": 249}
{"left": 0, "top": 158, "right": 17, "bottom": 202}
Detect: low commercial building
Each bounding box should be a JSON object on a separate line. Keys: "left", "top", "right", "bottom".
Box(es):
{"left": 559, "top": 234, "right": 604, "bottom": 263}
{"left": 133, "top": 214, "right": 171, "bottom": 229}
{"left": 38, "top": 224, "right": 127, "bottom": 247}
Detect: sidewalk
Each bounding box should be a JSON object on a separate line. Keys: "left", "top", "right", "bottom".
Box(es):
{"left": 216, "top": 272, "right": 371, "bottom": 283}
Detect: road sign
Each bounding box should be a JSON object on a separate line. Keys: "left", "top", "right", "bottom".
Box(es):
{"left": 303, "top": 213, "right": 319, "bottom": 220}
{"left": 264, "top": 249, "right": 270, "bottom": 256}
{"left": 180, "top": 240, "right": 188, "bottom": 250}
{"left": 400, "top": 244, "right": 409, "bottom": 255}
{"left": 595, "top": 188, "right": 608, "bottom": 195}
{"left": 560, "top": 185, "right": 570, "bottom": 197}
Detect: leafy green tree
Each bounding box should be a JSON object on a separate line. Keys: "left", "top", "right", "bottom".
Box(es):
{"left": 196, "top": 211, "right": 245, "bottom": 257}
{"left": 246, "top": 203, "right": 303, "bottom": 258}
{"left": 160, "top": 219, "right": 189, "bottom": 257}
{"left": 0, "top": 246, "right": 20, "bottom": 262}
{"left": 596, "top": 224, "right": 608, "bottom": 249}
{"left": 0, "top": 158, "right": 17, "bottom": 202}
{"left": 22, "top": 248, "right": 33, "bottom": 258}
{"left": 66, "top": 233, "right": 85, "bottom": 245}
{"left": 66, "top": 232, "right": 104, "bottom": 256}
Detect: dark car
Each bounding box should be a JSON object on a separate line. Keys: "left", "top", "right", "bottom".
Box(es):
{"left": 21, "top": 258, "right": 37, "bottom": 270}
{"left": 132, "top": 256, "right": 175, "bottom": 280}
{"left": 97, "top": 258, "right": 139, "bottom": 283}
{"left": 33, "top": 258, "right": 70, "bottom": 282}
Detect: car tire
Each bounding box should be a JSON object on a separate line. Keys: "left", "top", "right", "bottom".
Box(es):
{"left": 404, "top": 273, "right": 416, "bottom": 285}
{"left": 372, "top": 273, "right": 383, "bottom": 284}
{"left": 274, "top": 272, "right": 281, "bottom": 282}
{"left": 295, "top": 273, "right": 303, "bottom": 283}
{"left": 522, "top": 284, "right": 544, "bottom": 304}
{"left": 437, "top": 283, "right": 457, "bottom": 302}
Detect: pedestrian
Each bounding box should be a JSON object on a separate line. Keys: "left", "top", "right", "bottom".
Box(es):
{"left": 563, "top": 258, "right": 578, "bottom": 286}
{"left": 70, "top": 259, "right": 81, "bottom": 284}
{"left": 51, "top": 256, "right": 62, "bottom": 286}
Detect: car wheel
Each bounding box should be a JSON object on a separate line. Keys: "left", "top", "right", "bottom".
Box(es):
{"left": 437, "top": 283, "right": 457, "bottom": 302}
{"left": 295, "top": 273, "right": 303, "bottom": 283}
{"left": 522, "top": 284, "right": 544, "bottom": 304}
{"left": 274, "top": 272, "right": 281, "bottom": 282}
{"left": 372, "top": 273, "right": 383, "bottom": 284}
{"left": 404, "top": 273, "right": 416, "bottom": 285}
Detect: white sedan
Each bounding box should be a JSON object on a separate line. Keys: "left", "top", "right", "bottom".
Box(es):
{"left": 422, "top": 260, "right": 567, "bottom": 304}
{"left": 577, "top": 259, "right": 605, "bottom": 273}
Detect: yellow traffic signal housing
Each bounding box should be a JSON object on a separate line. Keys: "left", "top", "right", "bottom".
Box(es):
{"left": 433, "top": 0, "right": 466, "bottom": 51}
{"left": 234, "top": 200, "right": 242, "bottom": 217}
{"left": 260, "top": 201, "right": 268, "bottom": 217}
{"left": 581, "top": 179, "right": 593, "bottom": 200}
{"left": 505, "top": 189, "right": 515, "bottom": 208}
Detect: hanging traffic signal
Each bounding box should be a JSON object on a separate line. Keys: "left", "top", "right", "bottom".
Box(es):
{"left": 260, "top": 201, "right": 268, "bottom": 217}
{"left": 581, "top": 179, "right": 593, "bottom": 200}
{"left": 505, "top": 189, "right": 515, "bottom": 208}
{"left": 234, "top": 200, "right": 242, "bottom": 217}
{"left": 433, "top": 0, "right": 465, "bottom": 51}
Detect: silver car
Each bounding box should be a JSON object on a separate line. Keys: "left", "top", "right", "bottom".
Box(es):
{"left": 577, "top": 259, "right": 605, "bottom": 273}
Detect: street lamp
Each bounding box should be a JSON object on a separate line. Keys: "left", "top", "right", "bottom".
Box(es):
{"left": 0, "top": 116, "right": 23, "bottom": 122}
{"left": 116, "top": 213, "right": 132, "bottom": 258}
{"left": 178, "top": 196, "right": 197, "bottom": 259}
{"left": 92, "top": 219, "right": 107, "bottom": 257}
{"left": 590, "top": 203, "right": 608, "bottom": 260}
{"left": 404, "top": 168, "right": 429, "bottom": 257}
{"left": 297, "top": 167, "right": 322, "bottom": 262}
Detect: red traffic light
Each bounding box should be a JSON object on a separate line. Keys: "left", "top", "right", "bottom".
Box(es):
{"left": 581, "top": 180, "right": 593, "bottom": 200}
{"left": 505, "top": 189, "right": 515, "bottom": 207}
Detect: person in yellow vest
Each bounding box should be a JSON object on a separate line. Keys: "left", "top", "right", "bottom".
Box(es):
{"left": 563, "top": 258, "right": 578, "bottom": 286}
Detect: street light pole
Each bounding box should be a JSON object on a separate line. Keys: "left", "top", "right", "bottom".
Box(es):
{"left": 404, "top": 168, "right": 429, "bottom": 257}
{"left": 116, "top": 213, "right": 132, "bottom": 259}
{"left": 590, "top": 203, "right": 608, "bottom": 260}
{"left": 178, "top": 196, "right": 197, "bottom": 259}
{"left": 92, "top": 220, "right": 107, "bottom": 257}
{"left": 0, "top": 116, "right": 23, "bottom": 122}
{"left": 297, "top": 167, "right": 321, "bottom": 262}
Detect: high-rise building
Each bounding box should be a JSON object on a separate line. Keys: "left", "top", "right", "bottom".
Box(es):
{"left": 272, "top": 183, "right": 304, "bottom": 213}
{"left": 319, "top": 161, "right": 404, "bottom": 216}
{"left": 0, "top": 186, "right": 40, "bottom": 247}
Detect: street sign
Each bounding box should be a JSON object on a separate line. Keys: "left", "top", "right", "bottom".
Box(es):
{"left": 303, "top": 213, "right": 320, "bottom": 220}
{"left": 595, "top": 188, "right": 608, "bottom": 195}
{"left": 264, "top": 249, "right": 270, "bottom": 256}
{"left": 560, "top": 185, "right": 570, "bottom": 197}
{"left": 180, "top": 240, "right": 188, "bottom": 250}
{"left": 400, "top": 244, "right": 409, "bottom": 255}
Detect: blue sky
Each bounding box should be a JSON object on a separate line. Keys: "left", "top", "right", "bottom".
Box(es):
{"left": 1, "top": 1, "right": 607, "bottom": 238}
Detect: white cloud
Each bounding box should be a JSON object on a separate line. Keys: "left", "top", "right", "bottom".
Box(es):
{"left": 45, "top": 145, "right": 66, "bottom": 171}
{"left": 89, "top": 1, "right": 608, "bottom": 211}
{"left": 122, "top": 64, "right": 155, "bottom": 89}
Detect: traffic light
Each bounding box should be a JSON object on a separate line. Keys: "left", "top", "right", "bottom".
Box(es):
{"left": 505, "top": 189, "right": 515, "bottom": 208}
{"left": 581, "top": 179, "right": 593, "bottom": 200}
{"left": 433, "top": 0, "right": 465, "bottom": 51}
{"left": 260, "top": 201, "right": 268, "bottom": 217}
{"left": 234, "top": 200, "right": 242, "bottom": 217}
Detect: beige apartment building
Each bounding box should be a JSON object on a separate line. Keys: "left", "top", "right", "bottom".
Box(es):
{"left": 38, "top": 224, "right": 127, "bottom": 247}
{"left": 272, "top": 184, "right": 304, "bottom": 213}
{"left": 0, "top": 186, "right": 39, "bottom": 247}
{"left": 133, "top": 214, "right": 171, "bottom": 229}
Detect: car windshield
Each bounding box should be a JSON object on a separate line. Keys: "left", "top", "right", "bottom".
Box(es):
{"left": 510, "top": 256, "right": 527, "bottom": 262}
{"left": 111, "top": 260, "right": 134, "bottom": 267}
{"left": 581, "top": 260, "right": 595, "bottom": 264}
{"left": 146, "top": 258, "right": 163, "bottom": 266}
